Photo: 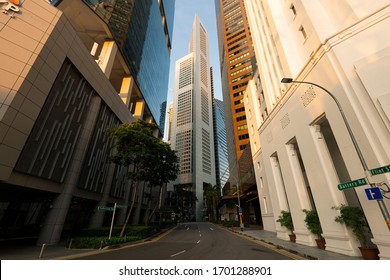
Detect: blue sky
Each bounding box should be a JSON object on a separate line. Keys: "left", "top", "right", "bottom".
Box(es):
{"left": 166, "top": 0, "right": 223, "bottom": 104}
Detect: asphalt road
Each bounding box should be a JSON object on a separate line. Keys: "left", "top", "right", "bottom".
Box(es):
{"left": 73, "top": 222, "right": 293, "bottom": 260}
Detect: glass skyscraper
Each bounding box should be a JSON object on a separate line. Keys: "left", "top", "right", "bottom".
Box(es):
{"left": 68, "top": 0, "right": 175, "bottom": 134}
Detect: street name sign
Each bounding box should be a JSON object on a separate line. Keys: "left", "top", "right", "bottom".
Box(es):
{"left": 370, "top": 165, "right": 390, "bottom": 176}
{"left": 337, "top": 178, "right": 368, "bottom": 191}
{"left": 98, "top": 206, "right": 114, "bottom": 211}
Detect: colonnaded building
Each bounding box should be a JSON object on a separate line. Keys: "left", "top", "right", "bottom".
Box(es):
{"left": 243, "top": 0, "right": 390, "bottom": 259}
{"left": 0, "top": 0, "right": 174, "bottom": 244}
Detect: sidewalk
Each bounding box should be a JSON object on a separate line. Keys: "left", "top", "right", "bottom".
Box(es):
{"left": 230, "top": 226, "right": 362, "bottom": 260}
{"left": 0, "top": 226, "right": 363, "bottom": 260}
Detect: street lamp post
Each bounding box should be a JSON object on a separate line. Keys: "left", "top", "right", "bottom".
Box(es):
{"left": 237, "top": 183, "right": 244, "bottom": 231}
{"left": 281, "top": 78, "right": 390, "bottom": 230}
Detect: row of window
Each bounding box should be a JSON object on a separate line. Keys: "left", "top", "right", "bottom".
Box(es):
{"left": 231, "top": 71, "right": 253, "bottom": 83}
{"left": 226, "top": 29, "right": 245, "bottom": 43}
{"left": 231, "top": 65, "right": 252, "bottom": 77}
{"left": 228, "top": 39, "right": 247, "bottom": 52}
{"left": 225, "top": 12, "right": 242, "bottom": 27}
{"left": 230, "top": 57, "right": 251, "bottom": 70}
{"left": 229, "top": 51, "right": 249, "bottom": 64}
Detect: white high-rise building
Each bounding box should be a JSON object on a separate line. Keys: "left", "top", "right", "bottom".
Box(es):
{"left": 169, "top": 15, "right": 216, "bottom": 221}
{"left": 244, "top": 0, "right": 390, "bottom": 259}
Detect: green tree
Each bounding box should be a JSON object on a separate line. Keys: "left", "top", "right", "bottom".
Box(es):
{"left": 109, "top": 119, "right": 158, "bottom": 237}
{"left": 204, "top": 184, "right": 221, "bottom": 221}
{"left": 144, "top": 140, "right": 179, "bottom": 226}
{"left": 170, "top": 187, "right": 198, "bottom": 222}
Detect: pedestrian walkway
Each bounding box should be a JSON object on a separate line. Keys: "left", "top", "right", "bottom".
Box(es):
{"left": 230, "top": 226, "right": 362, "bottom": 260}
{"left": 0, "top": 225, "right": 362, "bottom": 260}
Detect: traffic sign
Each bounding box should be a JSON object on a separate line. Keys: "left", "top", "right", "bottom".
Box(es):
{"left": 337, "top": 178, "right": 368, "bottom": 190}
{"left": 98, "top": 206, "right": 114, "bottom": 211}
{"left": 365, "top": 187, "right": 383, "bottom": 200}
{"left": 370, "top": 165, "right": 390, "bottom": 176}
{"left": 116, "top": 204, "right": 128, "bottom": 209}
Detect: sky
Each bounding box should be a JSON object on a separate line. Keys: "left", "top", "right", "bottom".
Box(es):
{"left": 166, "top": 0, "right": 223, "bottom": 105}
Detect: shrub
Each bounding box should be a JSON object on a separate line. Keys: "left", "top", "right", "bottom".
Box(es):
{"left": 276, "top": 210, "right": 294, "bottom": 233}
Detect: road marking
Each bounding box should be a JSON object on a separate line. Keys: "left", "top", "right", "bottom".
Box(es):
{"left": 199, "top": 234, "right": 202, "bottom": 237}
{"left": 171, "top": 250, "right": 186, "bottom": 257}
{"left": 210, "top": 228, "right": 214, "bottom": 231}
{"left": 197, "top": 240, "right": 201, "bottom": 244}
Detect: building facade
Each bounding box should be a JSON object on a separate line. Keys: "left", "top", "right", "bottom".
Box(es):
{"left": 82, "top": 0, "right": 175, "bottom": 135}
{"left": 0, "top": 0, "right": 174, "bottom": 245}
{"left": 244, "top": 0, "right": 390, "bottom": 259}
{"left": 214, "top": 0, "right": 260, "bottom": 226}
{"left": 213, "top": 98, "right": 229, "bottom": 189}
{"left": 169, "top": 15, "right": 216, "bottom": 221}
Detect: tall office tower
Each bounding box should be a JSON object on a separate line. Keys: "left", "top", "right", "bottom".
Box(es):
{"left": 170, "top": 15, "right": 216, "bottom": 221}
{"left": 211, "top": 66, "right": 229, "bottom": 189}
{"left": 79, "top": 0, "right": 175, "bottom": 135}
{"left": 243, "top": 0, "right": 390, "bottom": 258}
{"left": 213, "top": 98, "right": 230, "bottom": 188}
{"left": 214, "top": 0, "right": 257, "bottom": 167}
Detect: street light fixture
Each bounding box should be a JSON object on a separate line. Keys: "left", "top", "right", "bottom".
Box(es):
{"left": 281, "top": 78, "right": 390, "bottom": 230}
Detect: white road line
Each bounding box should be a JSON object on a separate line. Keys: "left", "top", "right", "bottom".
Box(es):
{"left": 170, "top": 250, "right": 186, "bottom": 257}
{"left": 197, "top": 240, "right": 201, "bottom": 244}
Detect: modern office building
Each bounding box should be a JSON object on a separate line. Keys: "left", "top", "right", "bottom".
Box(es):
{"left": 169, "top": 15, "right": 216, "bottom": 221}
{"left": 80, "top": 0, "right": 175, "bottom": 135}
{"left": 214, "top": 0, "right": 259, "bottom": 225}
{"left": 0, "top": 0, "right": 174, "bottom": 245}
{"left": 244, "top": 0, "right": 390, "bottom": 259}
{"left": 213, "top": 98, "right": 229, "bottom": 189}
{"left": 214, "top": 0, "right": 257, "bottom": 163}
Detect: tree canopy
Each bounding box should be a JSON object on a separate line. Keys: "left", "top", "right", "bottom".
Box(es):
{"left": 109, "top": 119, "right": 179, "bottom": 233}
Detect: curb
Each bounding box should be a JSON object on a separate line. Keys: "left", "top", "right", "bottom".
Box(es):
{"left": 224, "top": 226, "right": 316, "bottom": 260}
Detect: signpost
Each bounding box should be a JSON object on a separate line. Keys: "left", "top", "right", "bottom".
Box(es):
{"left": 337, "top": 178, "right": 368, "bottom": 191}
{"left": 370, "top": 165, "right": 390, "bottom": 176}
{"left": 97, "top": 204, "right": 127, "bottom": 239}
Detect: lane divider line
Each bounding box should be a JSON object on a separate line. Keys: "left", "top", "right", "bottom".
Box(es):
{"left": 170, "top": 250, "right": 186, "bottom": 258}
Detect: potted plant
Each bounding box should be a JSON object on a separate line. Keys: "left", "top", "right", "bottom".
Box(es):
{"left": 303, "top": 209, "right": 325, "bottom": 249}
{"left": 332, "top": 204, "right": 379, "bottom": 259}
{"left": 276, "top": 210, "right": 295, "bottom": 242}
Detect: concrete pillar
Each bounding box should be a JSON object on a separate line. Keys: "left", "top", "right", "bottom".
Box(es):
{"left": 97, "top": 40, "right": 118, "bottom": 78}
{"left": 89, "top": 162, "right": 116, "bottom": 229}
{"left": 119, "top": 76, "right": 135, "bottom": 109}
{"left": 37, "top": 96, "right": 102, "bottom": 245}
{"left": 134, "top": 99, "right": 145, "bottom": 119}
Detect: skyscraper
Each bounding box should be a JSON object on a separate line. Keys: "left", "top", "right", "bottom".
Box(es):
{"left": 82, "top": 0, "right": 175, "bottom": 135}
{"left": 214, "top": 0, "right": 257, "bottom": 167}
{"left": 169, "top": 15, "right": 216, "bottom": 221}
{"left": 213, "top": 98, "right": 229, "bottom": 189}
{"left": 214, "top": 0, "right": 260, "bottom": 226}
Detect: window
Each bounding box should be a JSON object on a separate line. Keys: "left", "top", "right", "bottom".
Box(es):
{"left": 299, "top": 25, "right": 307, "bottom": 40}
{"left": 290, "top": 4, "right": 296, "bottom": 17}
{"left": 239, "top": 133, "right": 249, "bottom": 140}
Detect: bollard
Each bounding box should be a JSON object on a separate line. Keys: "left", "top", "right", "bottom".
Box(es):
{"left": 39, "top": 244, "right": 46, "bottom": 259}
